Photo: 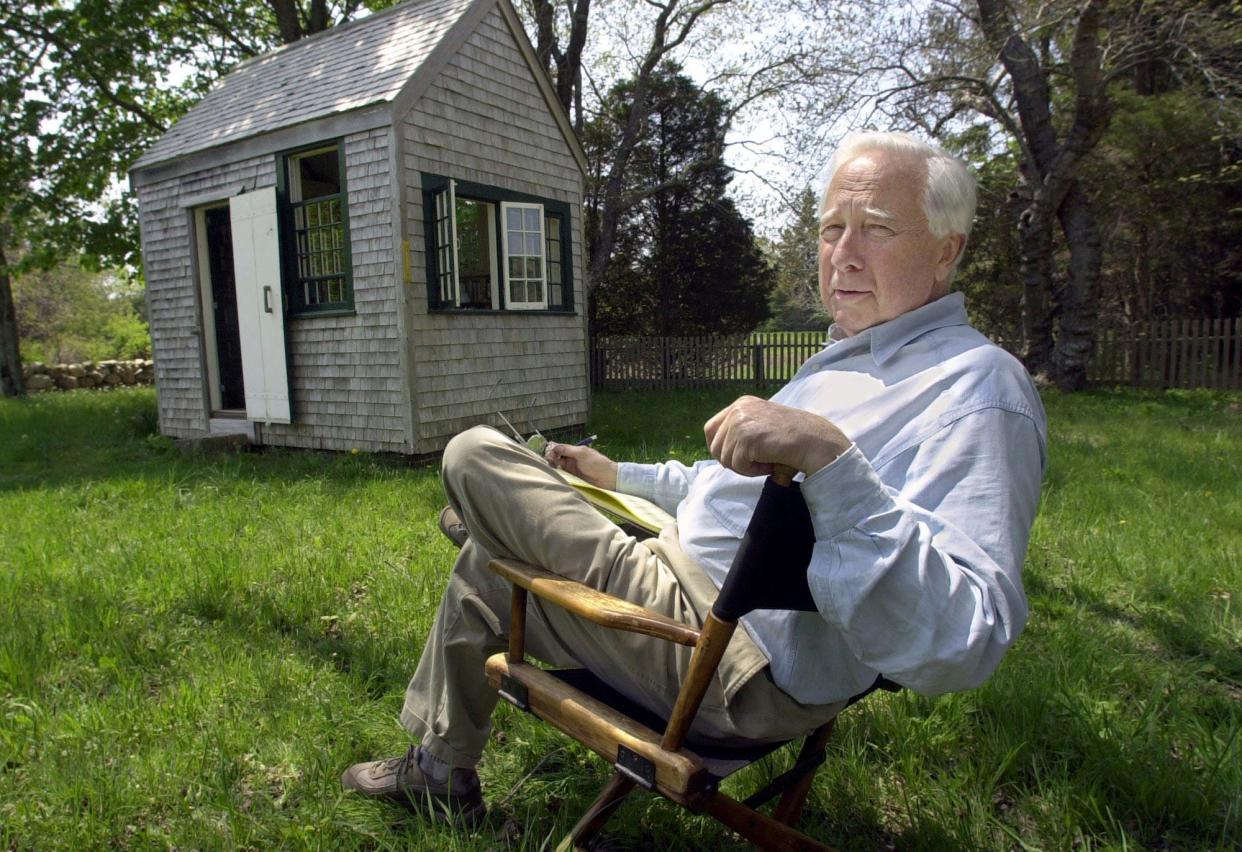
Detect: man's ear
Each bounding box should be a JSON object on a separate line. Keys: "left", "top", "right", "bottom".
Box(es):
{"left": 935, "top": 234, "right": 966, "bottom": 285}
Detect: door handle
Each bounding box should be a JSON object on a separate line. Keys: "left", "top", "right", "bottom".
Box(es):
{"left": 263, "top": 286, "right": 273, "bottom": 313}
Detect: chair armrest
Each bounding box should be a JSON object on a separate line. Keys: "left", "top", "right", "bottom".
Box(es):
{"left": 488, "top": 558, "right": 701, "bottom": 647}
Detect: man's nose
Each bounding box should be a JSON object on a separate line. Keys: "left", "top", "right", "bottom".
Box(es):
{"left": 831, "top": 227, "right": 864, "bottom": 271}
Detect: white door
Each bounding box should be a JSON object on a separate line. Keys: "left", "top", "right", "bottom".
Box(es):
{"left": 229, "top": 188, "right": 292, "bottom": 424}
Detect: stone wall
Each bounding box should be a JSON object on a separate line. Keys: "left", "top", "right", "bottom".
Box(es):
{"left": 22, "top": 360, "right": 155, "bottom": 392}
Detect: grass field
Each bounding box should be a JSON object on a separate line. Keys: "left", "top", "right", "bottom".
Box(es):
{"left": 1, "top": 386, "right": 1239, "bottom": 850}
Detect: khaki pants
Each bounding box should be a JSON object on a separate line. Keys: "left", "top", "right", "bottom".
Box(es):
{"left": 400, "top": 426, "right": 844, "bottom": 769}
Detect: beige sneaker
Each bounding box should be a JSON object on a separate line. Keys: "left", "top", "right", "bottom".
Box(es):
{"left": 341, "top": 745, "right": 485, "bottom": 826}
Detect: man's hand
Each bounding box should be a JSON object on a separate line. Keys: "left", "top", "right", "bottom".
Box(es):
{"left": 545, "top": 442, "right": 620, "bottom": 490}
{"left": 704, "top": 395, "right": 851, "bottom": 478}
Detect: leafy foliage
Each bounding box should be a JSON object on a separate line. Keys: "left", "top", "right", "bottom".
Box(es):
{"left": 12, "top": 260, "right": 149, "bottom": 363}
{"left": 1085, "top": 88, "right": 1242, "bottom": 323}
{"left": 763, "top": 187, "right": 830, "bottom": 331}
{"left": 0, "top": 0, "right": 400, "bottom": 395}
{"left": 589, "top": 64, "right": 774, "bottom": 335}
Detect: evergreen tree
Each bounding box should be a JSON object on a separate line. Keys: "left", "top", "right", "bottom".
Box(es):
{"left": 588, "top": 64, "right": 774, "bottom": 335}
{"left": 764, "top": 187, "right": 830, "bottom": 331}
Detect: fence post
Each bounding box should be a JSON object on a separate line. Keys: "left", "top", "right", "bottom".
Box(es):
{"left": 1232, "top": 318, "right": 1241, "bottom": 389}
{"left": 752, "top": 343, "right": 764, "bottom": 385}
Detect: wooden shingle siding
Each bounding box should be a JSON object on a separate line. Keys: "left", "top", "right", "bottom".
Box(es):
{"left": 137, "top": 156, "right": 272, "bottom": 438}
{"left": 262, "top": 127, "right": 410, "bottom": 453}
{"left": 136, "top": 127, "right": 412, "bottom": 453}
{"left": 401, "top": 4, "right": 588, "bottom": 453}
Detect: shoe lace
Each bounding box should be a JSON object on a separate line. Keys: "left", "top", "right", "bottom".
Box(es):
{"left": 384, "top": 744, "right": 419, "bottom": 780}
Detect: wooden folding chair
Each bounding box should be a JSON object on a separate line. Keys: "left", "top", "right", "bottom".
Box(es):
{"left": 484, "top": 469, "right": 899, "bottom": 850}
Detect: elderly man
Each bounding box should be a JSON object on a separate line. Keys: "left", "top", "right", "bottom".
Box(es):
{"left": 342, "top": 131, "right": 1047, "bottom": 825}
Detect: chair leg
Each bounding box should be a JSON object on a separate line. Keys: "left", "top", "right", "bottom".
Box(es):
{"left": 701, "top": 790, "right": 834, "bottom": 852}
{"left": 555, "top": 772, "right": 636, "bottom": 852}
{"left": 772, "top": 719, "right": 835, "bottom": 826}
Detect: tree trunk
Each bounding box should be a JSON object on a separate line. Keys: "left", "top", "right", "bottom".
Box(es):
{"left": 526, "top": 0, "right": 590, "bottom": 124}
{"left": 1051, "top": 181, "right": 1101, "bottom": 390}
{"left": 0, "top": 242, "right": 25, "bottom": 398}
{"left": 1013, "top": 181, "right": 1054, "bottom": 376}
{"left": 267, "top": 0, "right": 304, "bottom": 43}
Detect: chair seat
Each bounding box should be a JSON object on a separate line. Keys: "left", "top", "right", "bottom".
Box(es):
{"left": 484, "top": 654, "right": 794, "bottom": 794}
{"left": 548, "top": 668, "right": 791, "bottom": 778}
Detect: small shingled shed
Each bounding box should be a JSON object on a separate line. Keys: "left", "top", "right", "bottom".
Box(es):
{"left": 129, "top": 0, "right": 589, "bottom": 456}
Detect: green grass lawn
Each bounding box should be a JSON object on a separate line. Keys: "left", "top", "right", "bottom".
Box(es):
{"left": 1, "top": 386, "right": 1239, "bottom": 850}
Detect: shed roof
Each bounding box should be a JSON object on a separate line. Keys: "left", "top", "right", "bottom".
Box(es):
{"left": 133, "top": 0, "right": 479, "bottom": 170}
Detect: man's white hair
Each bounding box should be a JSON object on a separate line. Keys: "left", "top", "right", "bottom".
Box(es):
{"left": 819, "top": 131, "right": 978, "bottom": 266}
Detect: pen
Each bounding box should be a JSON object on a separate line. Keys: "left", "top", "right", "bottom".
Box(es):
{"left": 575, "top": 434, "right": 597, "bottom": 446}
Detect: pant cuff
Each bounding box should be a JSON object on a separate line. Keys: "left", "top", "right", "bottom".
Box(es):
{"left": 399, "top": 705, "right": 484, "bottom": 769}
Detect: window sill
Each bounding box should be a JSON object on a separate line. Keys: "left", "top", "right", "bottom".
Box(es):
{"left": 289, "top": 308, "right": 357, "bottom": 319}
{"left": 428, "top": 307, "right": 577, "bottom": 317}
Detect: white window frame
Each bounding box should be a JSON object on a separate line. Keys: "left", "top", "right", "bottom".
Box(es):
{"left": 434, "top": 180, "right": 459, "bottom": 305}
{"left": 499, "top": 201, "right": 548, "bottom": 311}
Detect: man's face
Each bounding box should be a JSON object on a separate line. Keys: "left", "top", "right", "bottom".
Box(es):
{"left": 817, "top": 151, "right": 963, "bottom": 337}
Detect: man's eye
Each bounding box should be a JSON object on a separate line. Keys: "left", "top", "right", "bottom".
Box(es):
{"left": 865, "top": 224, "right": 895, "bottom": 236}
{"left": 820, "top": 225, "right": 843, "bottom": 240}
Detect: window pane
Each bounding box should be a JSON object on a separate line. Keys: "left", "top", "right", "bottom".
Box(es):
{"left": 525, "top": 233, "right": 540, "bottom": 256}
{"left": 296, "top": 149, "right": 341, "bottom": 200}
{"left": 523, "top": 208, "right": 539, "bottom": 231}
{"left": 525, "top": 256, "right": 540, "bottom": 279}
{"left": 508, "top": 256, "right": 523, "bottom": 279}
{"left": 528, "top": 280, "right": 543, "bottom": 302}
{"left": 455, "top": 198, "right": 495, "bottom": 309}
{"left": 286, "top": 145, "right": 353, "bottom": 312}
{"left": 506, "top": 207, "right": 522, "bottom": 229}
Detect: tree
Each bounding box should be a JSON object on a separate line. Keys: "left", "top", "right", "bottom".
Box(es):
{"left": 13, "top": 260, "right": 150, "bottom": 364}
{"left": 0, "top": 0, "right": 397, "bottom": 397}
{"left": 1085, "top": 89, "right": 1242, "bottom": 325}
{"left": 589, "top": 65, "right": 773, "bottom": 335}
{"left": 787, "top": 0, "right": 1242, "bottom": 389}
{"left": 520, "top": 0, "right": 810, "bottom": 299}
{"left": 523, "top": 0, "right": 591, "bottom": 131}
{"left": 763, "top": 187, "right": 830, "bottom": 330}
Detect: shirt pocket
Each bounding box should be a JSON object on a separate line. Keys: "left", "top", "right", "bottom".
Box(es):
{"left": 704, "top": 494, "right": 752, "bottom": 538}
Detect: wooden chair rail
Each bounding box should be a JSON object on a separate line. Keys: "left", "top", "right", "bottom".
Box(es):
{"left": 488, "top": 558, "right": 702, "bottom": 647}
{"left": 484, "top": 654, "right": 711, "bottom": 795}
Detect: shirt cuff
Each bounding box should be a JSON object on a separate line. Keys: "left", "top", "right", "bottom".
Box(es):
{"left": 615, "top": 462, "right": 657, "bottom": 499}
{"left": 800, "top": 444, "right": 895, "bottom": 540}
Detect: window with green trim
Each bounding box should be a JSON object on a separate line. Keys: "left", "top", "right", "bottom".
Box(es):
{"left": 280, "top": 143, "right": 353, "bottom": 315}
{"left": 424, "top": 174, "right": 572, "bottom": 313}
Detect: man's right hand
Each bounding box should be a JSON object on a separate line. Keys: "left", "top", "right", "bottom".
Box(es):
{"left": 545, "top": 442, "right": 619, "bottom": 491}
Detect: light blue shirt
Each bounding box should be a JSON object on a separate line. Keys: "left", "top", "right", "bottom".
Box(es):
{"left": 616, "top": 293, "right": 1047, "bottom": 704}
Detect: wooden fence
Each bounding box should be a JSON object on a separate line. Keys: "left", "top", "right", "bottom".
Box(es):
{"left": 591, "top": 320, "right": 1242, "bottom": 391}
{"left": 1083, "top": 318, "right": 1241, "bottom": 389}
{"left": 590, "top": 331, "right": 829, "bottom": 389}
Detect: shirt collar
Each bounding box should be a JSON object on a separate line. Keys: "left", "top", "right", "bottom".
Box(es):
{"left": 827, "top": 292, "right": 970, "bottom": 366}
